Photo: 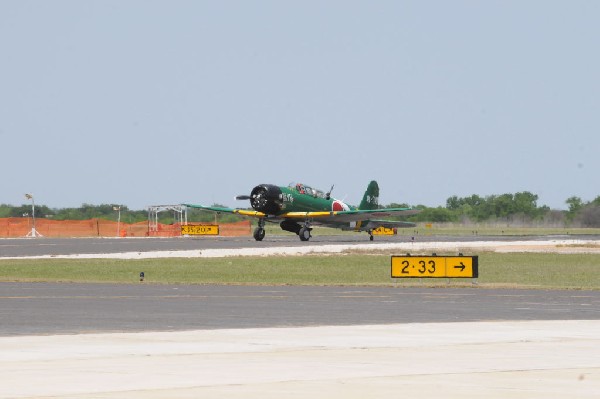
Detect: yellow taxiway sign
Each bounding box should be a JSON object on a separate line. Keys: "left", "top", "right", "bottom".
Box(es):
{"left": 372, "top": 227, "right": 397, "bottom": 236}
{"left": 391, "top": 255, "right": 478, "bottom": 278}
{"left": 181, "top": 225, "right": 219, "bottom": 236}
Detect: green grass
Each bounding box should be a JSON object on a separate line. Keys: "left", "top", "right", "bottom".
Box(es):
{"left": 1, "top": 252, "right": 599, "bottom": 289}
{"left": 475, "top": 253, "right": 600, "bottom": 289}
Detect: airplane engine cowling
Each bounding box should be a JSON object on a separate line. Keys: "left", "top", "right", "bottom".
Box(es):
{"left": 250, "top": 184, "right": 282, "bottom": 214}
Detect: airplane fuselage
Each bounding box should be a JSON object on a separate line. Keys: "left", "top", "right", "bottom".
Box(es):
{"left": 277, "top": 185, "right": 351, "bottom": 214}
{"left": 248, "top": 183, "right": 352, "bottom": 216}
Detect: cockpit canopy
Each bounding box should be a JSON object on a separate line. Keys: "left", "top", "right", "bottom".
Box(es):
{"left": 288, "top": 182, "right": 326, "bottom": 199}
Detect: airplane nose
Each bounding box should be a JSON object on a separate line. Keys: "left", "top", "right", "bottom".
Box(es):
{"left": 249, "top": 184, "right": 282, "bottom": 214}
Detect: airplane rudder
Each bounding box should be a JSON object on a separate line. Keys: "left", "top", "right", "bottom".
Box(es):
{"left": 359, "top": 180, "right": 380, "bottom": 210}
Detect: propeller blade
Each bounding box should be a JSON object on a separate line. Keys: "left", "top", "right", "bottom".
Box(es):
{"left": 235, "top": 195, "right": 251, "bottom": 200}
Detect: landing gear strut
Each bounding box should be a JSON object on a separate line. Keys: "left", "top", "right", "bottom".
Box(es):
{"left": 368, "top": 230, "right": 374, "bottom": 241}
{"left": 253, "top": 218, "right": 266, "bottom": 241}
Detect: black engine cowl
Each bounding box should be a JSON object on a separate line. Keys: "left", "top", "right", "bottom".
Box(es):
{"left": 250, "top": 184, "right": 282, "bottom": 214}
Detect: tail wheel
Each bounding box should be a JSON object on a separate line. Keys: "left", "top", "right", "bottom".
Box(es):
{"left": 298, "top": 227, "right": 311, "bottom": 241}
{"left": 253, "top": 227, "right": 265, "bottom": 241}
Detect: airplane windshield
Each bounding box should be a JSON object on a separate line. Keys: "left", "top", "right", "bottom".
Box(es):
{"left": 288, "top": 183, "right": 326, "bottom": 198}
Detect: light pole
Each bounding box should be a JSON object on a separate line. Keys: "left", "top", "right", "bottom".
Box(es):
{"left": 24, "top": 193, "right": 43, "bottom": 237}
{"left": 113, "top": 206, "right": 121, "bottom": 237}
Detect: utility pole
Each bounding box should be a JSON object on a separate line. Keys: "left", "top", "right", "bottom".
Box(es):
{"left": 113, "top": 206, "right": 121, "bottom": 237}
{"left": 24, "top": 193, "right": 43, "bottom": 237}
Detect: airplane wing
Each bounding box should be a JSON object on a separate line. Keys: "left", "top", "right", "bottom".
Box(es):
{"left": 363, "top": 219, "right": 417, "bottom": 228}
{"left": 184, "top": 204, "right": 418, "bottom": 220}
{"left": 282, "top": 208, "right": 419, "bottom": 230}
{"left": 183, "top": 204, "right": 419, "bottom": 227}
{"left": 281, "top": 208, "right": 420, "bottom": 222}
{"left": 183, "top": 204, "right": 268, "bottom": 218}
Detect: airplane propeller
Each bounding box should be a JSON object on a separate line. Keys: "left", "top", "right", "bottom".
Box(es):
{"left": 235, "top": 188, "right": 268, "bottom": 209}
{"left": 235, "top": 184, "right": 282, "bottom": 214}
{"left": 250, "top": 188, "right": 269, "bottom": 210}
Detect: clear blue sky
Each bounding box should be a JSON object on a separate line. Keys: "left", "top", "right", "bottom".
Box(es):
{"left": 1, "top": 1, "right": 598, "bottom": 210}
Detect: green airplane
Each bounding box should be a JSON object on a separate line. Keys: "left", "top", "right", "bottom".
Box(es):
{"left": 184, "top": 180, "right": 419, "bottom": 241}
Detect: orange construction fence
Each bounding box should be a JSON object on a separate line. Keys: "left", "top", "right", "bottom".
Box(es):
{"left": 0, "top": 218, "right": 251, "bottom": 238}
{"left": 149, "top": 221, "right": 252, "bottom": 238}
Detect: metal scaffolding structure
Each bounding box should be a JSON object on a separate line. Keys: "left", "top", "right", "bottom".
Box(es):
{"left": 147, "top": 205, "right": 188, "bottom": 232}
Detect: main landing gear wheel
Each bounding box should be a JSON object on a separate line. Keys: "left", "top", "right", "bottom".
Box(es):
{"left": 298, "top": 227, "right": 311, "bottom": 241}
{"left": 254, "top": 218, "right": 266, "bottom": 241}
{"left": 253, "top": 227, "right": 265, "bottom": 241}
{"left": 369, "top": 230, "right": 374, "bottom": 241}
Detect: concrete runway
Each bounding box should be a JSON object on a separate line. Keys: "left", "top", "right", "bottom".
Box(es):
{"left": 1, "top": 236, "right": 600, "bottom": 397}
{"left": 2, "top": 234, "right": 597, "bottom": 257}
{"left": 2, "top": 321, "right": 599, "bottom": 398}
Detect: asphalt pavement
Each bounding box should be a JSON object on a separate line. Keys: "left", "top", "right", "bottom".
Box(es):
{"left": 1, "top": 283, "right": 599, "bottom": 336}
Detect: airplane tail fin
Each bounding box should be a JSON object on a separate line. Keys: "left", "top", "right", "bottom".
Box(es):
{"left": 359, "top": 181, "right": 380, "bottom": 210}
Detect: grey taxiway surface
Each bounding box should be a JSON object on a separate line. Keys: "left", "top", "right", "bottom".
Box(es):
{"left": 1, "top": 283, "right": 600, "bottom": 336}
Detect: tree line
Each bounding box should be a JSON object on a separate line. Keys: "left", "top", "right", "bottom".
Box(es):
{"left": 0, "top": 203, "right": 242, "bottom": 225}
{"left": 390, "top": 192, "right": 600, "bottom": 227}
{"left": 1, "top": 192, "right": 599, "bottom": 227}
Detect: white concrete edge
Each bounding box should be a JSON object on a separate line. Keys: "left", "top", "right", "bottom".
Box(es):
{"left": 1, "top": 239, "right": 599, "bottom": 260}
